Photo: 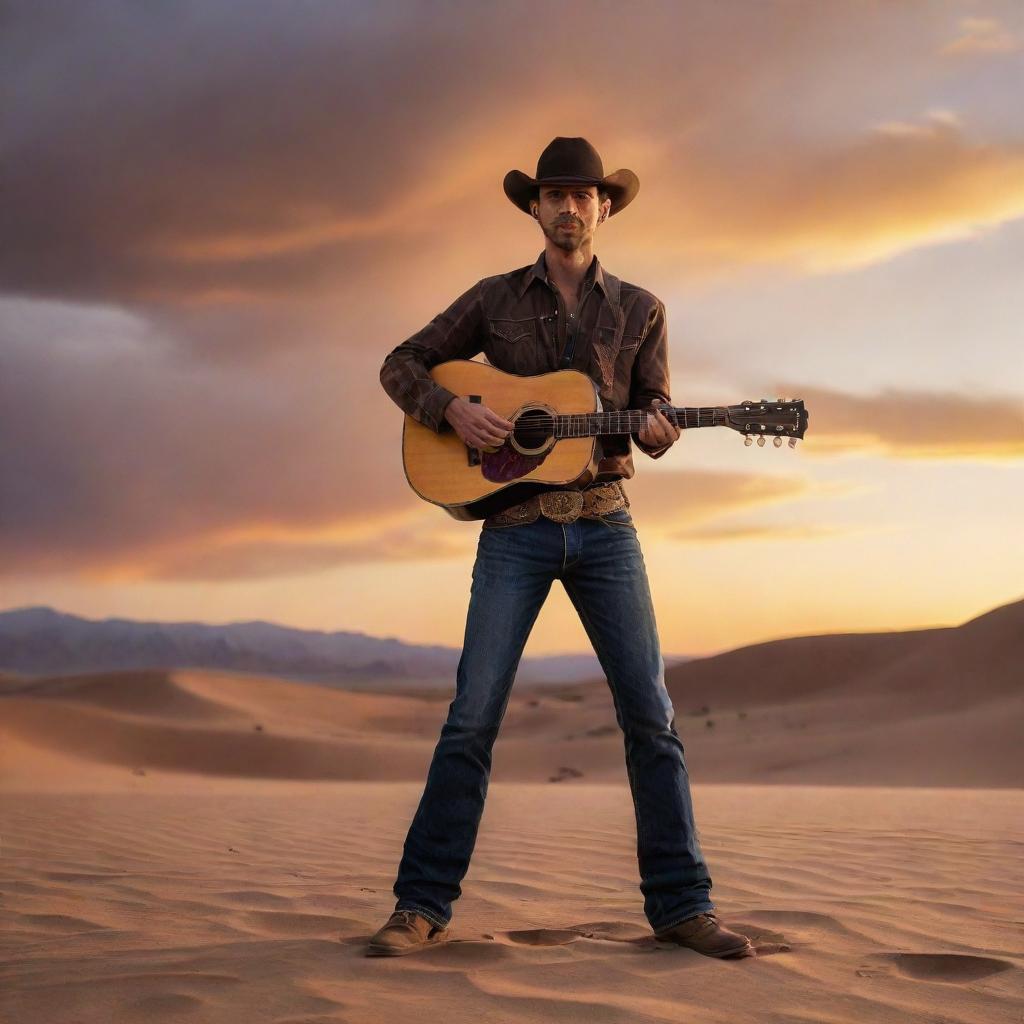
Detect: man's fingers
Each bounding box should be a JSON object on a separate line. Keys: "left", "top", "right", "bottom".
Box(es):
{"left": 485, "top": 409, "right": 514, "bottom": 430}
{"left": 650, "top": 408, "right": 680, "bottom": 438}
{"left": 639, "top": 408, "right": 679, "bottom": 446}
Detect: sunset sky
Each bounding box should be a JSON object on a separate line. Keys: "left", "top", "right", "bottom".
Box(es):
{"left": 2, "top": 1, "right": 1022, "bottom": 657}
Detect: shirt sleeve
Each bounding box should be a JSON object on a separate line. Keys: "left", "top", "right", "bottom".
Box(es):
{"left": 379, "top": 281, "right": 485, "bottom": 432}
{"left": 629, "top": 298, "right": 673, "bottom": 459}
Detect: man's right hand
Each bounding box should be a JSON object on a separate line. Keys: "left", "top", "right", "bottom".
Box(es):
{"left": 443, "top": 397, "right": 514, "bottom": 450}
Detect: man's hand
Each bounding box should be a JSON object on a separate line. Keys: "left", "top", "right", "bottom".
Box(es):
{"left": 444, "top": 396, "right": 514, "bottom": 450}
{"left": 637, "top": 399, "right": 680, "bottom": 449}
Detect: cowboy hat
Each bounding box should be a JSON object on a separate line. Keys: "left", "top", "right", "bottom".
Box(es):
{"left": 503, "top": 137, "right": 639, "bottom": 217}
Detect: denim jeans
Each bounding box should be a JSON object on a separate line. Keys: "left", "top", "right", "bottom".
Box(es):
{"left": 393, "top": 508, "right": 715, "bottom": 934}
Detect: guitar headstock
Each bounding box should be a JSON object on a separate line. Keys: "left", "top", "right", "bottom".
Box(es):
{"left": 725, "top": 398, "right": 808, "bottom": 448}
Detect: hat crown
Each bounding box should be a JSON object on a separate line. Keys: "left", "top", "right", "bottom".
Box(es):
{"left": 535, "top": 137, "right": 604, "bottom": 183}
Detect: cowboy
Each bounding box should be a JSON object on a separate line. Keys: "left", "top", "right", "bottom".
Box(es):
{"left": 370, "top": 138, "right": 752, "bottom": 959}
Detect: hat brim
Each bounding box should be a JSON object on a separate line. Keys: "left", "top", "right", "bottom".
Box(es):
{"left": 503, "top": 168, "right": 639, "bottom": 217}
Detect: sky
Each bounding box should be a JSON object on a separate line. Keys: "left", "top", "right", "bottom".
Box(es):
{"left": 2, "top": 0, "right": 1022, "bottom": 657}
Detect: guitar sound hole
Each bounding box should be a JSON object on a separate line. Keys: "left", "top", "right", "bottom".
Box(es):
{"left": 512, "top": 408, "right": 555, "bottom": 452}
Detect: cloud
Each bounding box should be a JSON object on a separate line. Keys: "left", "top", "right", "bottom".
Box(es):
{"left": 667, "top": 522, "right": 853, "bottom": 543}
{"left": 4, "top": 287, "right": 1018, "bottom": 586}
{"left": 0, "top": 296, "right": 420, "bottom": 579}
{"left": 91, "top": 512, "right": 478, "bottom": 583}
{"left": 624, "top": 112, "right": 1024, "bottom": 277}
{"left": 764, "top": 384, "right": 1024, "bottom": 459}
{"left": 4, "top": 3, "right": 1024, "bottom": 310}
{"left": 623, "top": 468, "right": 849, "bottom": 526}
{"left": 940, "top": 17, "right": 1021, "bottom": 56}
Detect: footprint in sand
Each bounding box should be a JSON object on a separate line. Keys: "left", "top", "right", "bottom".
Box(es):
{"left": 864, "top": 952, "right": 1016, "bottom": 984}
{"left": 503, "top": 927, "right": 582, "bottom": 946}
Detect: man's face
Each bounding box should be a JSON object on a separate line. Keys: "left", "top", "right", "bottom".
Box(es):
{"left": 531, "top": 184, "right": 610, "bottom": 252}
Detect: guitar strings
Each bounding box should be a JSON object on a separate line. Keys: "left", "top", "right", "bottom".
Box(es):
{"left": 509, "top": 407, "right": 717, "bottom": 443}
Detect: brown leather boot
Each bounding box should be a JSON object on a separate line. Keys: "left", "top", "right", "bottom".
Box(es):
{"left": 654, "top": 911, "right": 752, "bottom": 958}
{"left": 365, "top": 909, "right": 450, "bottom": 957}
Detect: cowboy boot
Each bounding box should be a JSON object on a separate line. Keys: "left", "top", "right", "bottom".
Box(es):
{"left": 654, "top": 911, "right": 752, "bottom": 958}
{"left": 365, "top": 909, "right": 450, "bottom": 957}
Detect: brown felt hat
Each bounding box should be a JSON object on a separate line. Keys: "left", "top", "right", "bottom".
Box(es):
{"left": 503, "top": 137, "right": 639, "bottom": 217}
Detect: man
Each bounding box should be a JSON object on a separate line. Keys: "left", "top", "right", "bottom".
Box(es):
{"left": 369, "top": 138, "right": 752, "bottom": 959}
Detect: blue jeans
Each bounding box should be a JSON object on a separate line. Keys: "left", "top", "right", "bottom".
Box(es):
{"left": 393, "top": 508, "right": 715, "bottom": 934}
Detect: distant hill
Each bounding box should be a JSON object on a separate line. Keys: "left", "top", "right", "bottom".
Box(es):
{"left": 657, "top": 595, "right": 1023, "bottom": 714}
{"left": 1, "top": 595, "right": 1020, "bottom": 786}
{"left": 0, "top": 606, "right": 690, "bottom": 689}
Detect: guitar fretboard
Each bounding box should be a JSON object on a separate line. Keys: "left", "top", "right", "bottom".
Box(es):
{"left": 554, "top": 405, "right": 717, "bottom": 439}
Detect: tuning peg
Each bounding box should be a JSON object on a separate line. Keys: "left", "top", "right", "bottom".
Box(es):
{"left": 757, "top": 435, "right": 765, "bottom": 446}
{"left": 744, "top": 435, "right": 753, "bottom": 446}
{"left": 773, "top": 435, "right": 783, "bottom": 447}
{"left": 788, "top": 437, "right": 797, "bottom": 448}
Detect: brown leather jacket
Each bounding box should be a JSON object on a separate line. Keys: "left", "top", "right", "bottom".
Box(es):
{"left": 379, "top": 250, "right": 672, "bottom": 480}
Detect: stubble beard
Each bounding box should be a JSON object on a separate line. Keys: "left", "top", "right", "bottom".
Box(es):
{"left": 542, "top": 218, "right": 588, "bottom": 253}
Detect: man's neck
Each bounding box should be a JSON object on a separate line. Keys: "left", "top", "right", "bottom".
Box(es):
{"left": 543, "top": 242, "right": 595, "bottom": 304}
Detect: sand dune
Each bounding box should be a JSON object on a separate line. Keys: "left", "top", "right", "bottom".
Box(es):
{"left": 1, "top": 617, "right": 1020, "bottom": 787}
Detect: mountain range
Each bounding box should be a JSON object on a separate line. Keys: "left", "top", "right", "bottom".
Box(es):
{"left": 0, "top": 605, "right": 690, "bottom": 688}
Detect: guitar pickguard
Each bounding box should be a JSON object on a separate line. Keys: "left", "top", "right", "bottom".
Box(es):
{"left": 481, "top": 440, "right": 549, "bottom": 482}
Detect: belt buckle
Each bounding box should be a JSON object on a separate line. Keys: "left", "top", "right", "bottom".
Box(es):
{"left": 539, "top": 490, "right": 584, "bottom": 524}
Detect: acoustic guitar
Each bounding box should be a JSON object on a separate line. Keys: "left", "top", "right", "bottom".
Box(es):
{"left": 402, "top": 360, "right": 809, "bottom": 520}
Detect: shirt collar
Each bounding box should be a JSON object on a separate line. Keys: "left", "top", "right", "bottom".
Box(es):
{"left": 518, "top": 251, "right": 607, "bottom": 301}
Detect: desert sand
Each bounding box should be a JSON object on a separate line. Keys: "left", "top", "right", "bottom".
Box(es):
{"left": 1, "top": 629, "right": 1021, "bottom": 1023}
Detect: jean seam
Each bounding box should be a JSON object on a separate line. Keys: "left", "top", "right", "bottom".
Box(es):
{"left": 394, "top": 901, "right": 449, "bottom": 931}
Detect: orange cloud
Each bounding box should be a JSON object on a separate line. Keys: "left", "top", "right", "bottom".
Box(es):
{"left": 628, "top": 112, "right": 1024, "bottom": 275}
{"left": 624, "top": 469, "right": 857, "bottom": 528}
{"left": 766, "top": 385, "right": 1024, "bottom": 459}
{"left": 667, "top": 523, "right": 854, "bottom": 543}
{"left": 99, "top": 515, "right": 477, "bottom": 583}
{"left": 940, "top": 17, "right": 1021, "bottom": 56}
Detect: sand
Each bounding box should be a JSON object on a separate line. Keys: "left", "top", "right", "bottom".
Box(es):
{"left": 1, "top": 652, "right": 1021, "bottom": 1022}
{"left": 0, "top": 781, "right": 1021, "bottom": 1024}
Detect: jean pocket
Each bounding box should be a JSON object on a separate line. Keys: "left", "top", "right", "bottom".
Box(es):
{"left": 598, "top": 508, "right": 635, "bottom": 529}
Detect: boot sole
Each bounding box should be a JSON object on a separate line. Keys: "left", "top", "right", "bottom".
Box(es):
{"left": 365, "top": 933, "right": 450, "bottom": 957}
{"left": 655, "top": 936, "right": 753, "bottom": 958}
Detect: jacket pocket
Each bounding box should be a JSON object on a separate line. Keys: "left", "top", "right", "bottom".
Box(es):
{"left": 591, "top": 324, "right": 622, "bottom": 392}
{"left": 488, "top": 316, "right": 537, "bottom": 346}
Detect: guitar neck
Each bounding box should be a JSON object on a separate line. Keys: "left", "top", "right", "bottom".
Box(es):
{"left": 554, "top": 404, "right": 719, "bottom": 439}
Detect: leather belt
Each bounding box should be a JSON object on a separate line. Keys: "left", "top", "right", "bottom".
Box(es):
{"left": 483, "top": 480, "right": 628, "bottom": 527}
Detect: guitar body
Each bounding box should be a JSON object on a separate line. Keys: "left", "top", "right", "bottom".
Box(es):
{"left": 402, "top": 360, "right": 602, "bottom": 520}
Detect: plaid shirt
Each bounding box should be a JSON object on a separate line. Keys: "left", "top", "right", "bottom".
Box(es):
{"left": 379, "top": 250, "right": 672, "bottom": 481}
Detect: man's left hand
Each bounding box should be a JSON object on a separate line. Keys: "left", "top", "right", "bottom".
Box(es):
{"left": 637, "top": 399, "right": 681, "bottom": 449}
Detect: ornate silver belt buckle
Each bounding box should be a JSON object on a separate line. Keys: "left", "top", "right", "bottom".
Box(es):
{"left": 539, "top": 490, "right": 584, "bottom": 524}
